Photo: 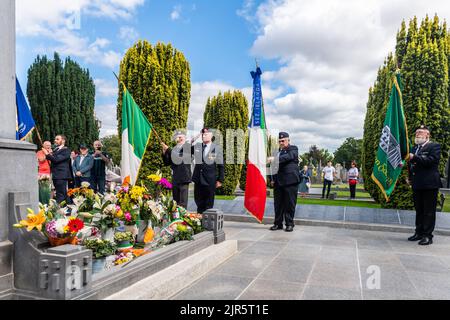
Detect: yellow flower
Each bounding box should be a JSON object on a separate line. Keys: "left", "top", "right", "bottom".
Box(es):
{"left": 148, "top": 174, "right": 161, "bottom": 182}
{"left": 115, "top": 209, "right": 124, "bottom": 219}
{"left": 130, "top": 186, "right": 145, "bottom": 201}
{"left": 17, "top": 209, "right": 46, "bottom": 232}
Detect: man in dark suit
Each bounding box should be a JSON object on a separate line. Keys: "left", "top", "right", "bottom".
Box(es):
{"left": 161, "top": 131, "right": 192, "bottom": 208}
{"left": 407, "top": 125, "right": 442, "bottom": 245}
{"left": 268, "top": 132, "right": 301, "bottom": 232}
{"left": 42, "top": 135, "right": 73, "bottom": 204}
{"left": 191, "top": 128, "right": 224, "bottom": 213}
{"left": 73, "top": 144, "right": 94, "bottom": 187}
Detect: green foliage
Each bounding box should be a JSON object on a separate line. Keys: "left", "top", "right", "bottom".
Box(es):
{"left": 363, "top": 15, "right": 450, "bottom": 209}
{"left": 114, "top": 232, "right": 134, "bottom": 242}
{"left": 300, "top": 145, "right": 334, "bottom": 167}
{"left": 83, "top": 239, "right": 117, "bottom": 259}
{"left": 203, "top": 91, "right": 249, "bottom": 195}
{"left": 101, "top": 135, "right": 121, "bottom": 166}
{"left": 117, "top": 41, "right": 191, "bottom": 182}
{"left": 27, "top": 52, "right": 99, "bottom": 149}
{"left": 333, "top": 138, "right": 363, "bottom": 169}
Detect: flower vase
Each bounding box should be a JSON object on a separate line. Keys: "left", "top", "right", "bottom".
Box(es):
{"left": 102, "top": 228, "right": 115, "bottom": 241}
{"left": 125, "top": 224, "right": 138, "bottom": 239}
{"left": 136, "top": 220, "right": 151, "bottom": 243}
{"left": 92, "top": 257, "right": 106, "bottom": 274}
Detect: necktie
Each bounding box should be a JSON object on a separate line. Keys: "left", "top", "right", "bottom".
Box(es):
{"left": 415, "top": 145, "right": 422, "bottom": 155}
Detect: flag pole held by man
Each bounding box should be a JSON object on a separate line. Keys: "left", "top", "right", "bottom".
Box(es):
{"left": 244, "top": 66, "right": 268, "bottom": 223}
{"left": 371, "top": 71, "right": 410, "bottom": 201}
{"left": 120, "top": 83, "right": 153, "bottom": 185}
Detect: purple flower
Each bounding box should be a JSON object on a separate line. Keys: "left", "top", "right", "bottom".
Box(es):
{"left": 158, "top": 178, "right": 172, "bottom": 189}
{"left": 45, "top": 221, "right": 58, "bottom": 238}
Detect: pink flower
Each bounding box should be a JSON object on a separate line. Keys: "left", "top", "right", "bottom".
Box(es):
{"left": 158, "top": 178, "right": 173, "bottom": 189}
{"left": 125, "top": 212, "right": 132, "bottom": 221}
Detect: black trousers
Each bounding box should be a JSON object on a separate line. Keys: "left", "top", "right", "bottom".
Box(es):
{"left": 349, "top": 183, "right": 356, "bottom": 199}
{"left": 53, "top": 179, "right": 68, "bottom": 204}
{"left": 413, "top": 188, "right": 438, "bottom": 238}
{"left": 173, "top": 183, "right": 189, "bottom": 208}
{"left": 274, "top": 184, "right": 298, "bottom": 227}
{"left": 322, "top": 179, "right": 332, "bottom": 198}
{"left": 194, "top": 183, "right": 216, "bottom": 214}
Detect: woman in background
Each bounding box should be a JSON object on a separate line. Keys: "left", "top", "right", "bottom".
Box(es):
{"left": 348, "top": 161, "right": 359, "bottom": 200}
{"left": 298, "top": 165, "right": 311, "bottom": 197}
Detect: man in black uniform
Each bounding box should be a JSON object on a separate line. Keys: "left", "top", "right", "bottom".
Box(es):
{"left": 268, "top": 132, "right": 301, "bottom": 232}
{"left": 407, "top": 125, "right": 442, "bottom": 246}
{"left": 161, "top": 130, "right": 192, "bottom": 208}
{"left": 192, "top": 128, "right": 224, "bottom": 213}
{"left": 42, "top": 134, "right": 73, "bottom": 204}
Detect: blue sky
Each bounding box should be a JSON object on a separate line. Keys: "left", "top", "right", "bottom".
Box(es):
{"left": 15, "top": 0, "right": 450, "bottom": 152}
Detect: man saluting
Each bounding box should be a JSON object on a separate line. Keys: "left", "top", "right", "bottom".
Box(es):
{"left": 192, "top": 128, "right": 224, "bottom": 214}
{"left": 268, "top": 132, "right": 301, "bottom": 232}
{"left": 407, "top": 125, "right": 442, "bottom": 246}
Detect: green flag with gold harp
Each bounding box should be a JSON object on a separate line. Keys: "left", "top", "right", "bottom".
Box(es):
{"left": 371, "top": 72, "right": 410, "bottom": 201}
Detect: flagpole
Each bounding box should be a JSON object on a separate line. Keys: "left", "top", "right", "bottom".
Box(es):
{"left": 113, "top": 71, "right": 163, "bottom": 145}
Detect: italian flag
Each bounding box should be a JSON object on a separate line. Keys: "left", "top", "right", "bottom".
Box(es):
{"left": 121, "top": 87, "right": 153, "bottom": 185}
{"left": 244, "top": 67, "right": 267, "bottom": 223}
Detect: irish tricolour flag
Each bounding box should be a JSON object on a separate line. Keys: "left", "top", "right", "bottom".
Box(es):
{"left": 121, "top": 87, "right": 153, "bottom": 185}
{"left": 244, "top": 67, "right": 267, "bottom": 222}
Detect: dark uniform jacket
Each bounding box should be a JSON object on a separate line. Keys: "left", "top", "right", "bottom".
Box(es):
{"left": 271, "top": 145, "right": 301, "bottom": 187}
{"left": 162, "top": 143, "right": 192, "bottom": 186}
{"left": 192, "top": 143, "right": 224, "bottom": 187}
{"left": 46, "top": 146, "right": 73, "bottom": 180}
{"left": 408, "top": 141, "right": 442, "bottom": 190}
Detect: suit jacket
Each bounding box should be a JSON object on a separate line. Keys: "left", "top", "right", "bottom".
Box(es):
{"left": 162, "top": 143, "right": 192, "bottom": 186}
{"left": 408, "top": 141, "right": 442, "bottom": 190}
{"left": 270, "top": 145, "right": 301, "bottom": 187}
{"left": 46, "top": 146, "right": 73, "bottom": 180}
{"left": 73, "top": 154, "right": 94, "bottom": 178}
{"left": 191, "top": 143, "right": 224, "bottom": 187}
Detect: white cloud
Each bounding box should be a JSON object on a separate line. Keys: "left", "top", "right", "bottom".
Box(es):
{"left": 171, "top": 5, "right": 182, "bottom": 21}
{"left": 96, "top": 104, "right": 118, "bottom": 137}
{"left": 118, "top": 26, "right": 140, "bottom": 46}
{"left": 94, "top": 78, "right": 117, "bottom": 98}
{"left": 245, "top": 0, "right": 450, "bottom": 152}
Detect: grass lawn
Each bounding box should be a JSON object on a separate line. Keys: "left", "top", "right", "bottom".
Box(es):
{"left": 215, "top": 195, "right": 236, "bottom": 200}
{"left": 296, "top": 197, "right": 381, "bottom": 208}
{"left": 443, "top": 197, "right": 450, "bottom": 213}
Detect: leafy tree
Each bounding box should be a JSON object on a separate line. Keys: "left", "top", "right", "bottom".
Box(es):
{"left": 362, "top": 15, "right": 450, "bottom": 209}
{"left": 203, "top": 91, "right": 249, "bottom": 195}
{"left": 300, "top": 145, "right": 334, "bottom": 168}
{"left": 333, "top": 137, "right": 363, "bottom": 169}
{"left": 27, "top": 52, "right": 98, "bottom": 148}
{"left": 101, "top": 135, "right": 121, "bottom": 166}
{"left": 117, "top": 41, "right": 191, "bottom": 182}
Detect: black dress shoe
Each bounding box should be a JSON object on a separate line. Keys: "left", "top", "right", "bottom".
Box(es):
{"left": 285, "top": 225, "right": 294, "bottom": 232}
{"left": 408, "top": 234, "right": 423, "bottom": 241}
{"left": 270, "top": 225, "right": 283, "bottom": 231}
{"left": 418, "top": 237, "right": 433, "bottom": 245}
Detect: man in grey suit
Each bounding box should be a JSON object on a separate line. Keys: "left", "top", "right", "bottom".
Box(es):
{"left": 73, "top": 144, "right": 94, "bottom": 187}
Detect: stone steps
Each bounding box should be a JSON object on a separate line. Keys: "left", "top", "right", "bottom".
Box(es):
{"left": 104, "top": 240, "right": 238, "bottom": 300}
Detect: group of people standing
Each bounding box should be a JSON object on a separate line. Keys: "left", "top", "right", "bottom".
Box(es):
{"left": 269, "top": 125, "right": 443, "bottom": 246}
{"left": 37, "top": 135, "right": 111, "bottom": 204}
{"left": 161, "top": 128, "right": 224, "bottom": 213}
{"left": 297, "top": 161, "right": 360, "bottom": 199}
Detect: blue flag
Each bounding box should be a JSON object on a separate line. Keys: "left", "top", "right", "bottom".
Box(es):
{"left": 16, "top": 77, "right": 35, "bottom": 140}
{"left": 249, "top": 67, "right": 266, "bottom": 129}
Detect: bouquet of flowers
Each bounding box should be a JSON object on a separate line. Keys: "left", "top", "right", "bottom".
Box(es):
{"left": 67, "top": 182, "right": 99, "bottom": 212}
{"left": 14, "top": 206, "right": 84, "bottom": 246}
{"left": 144, "top": 171, "right": 173, "bottom": 200}
{"left": 183, "top": 213, "right": 203, "bottom": 234}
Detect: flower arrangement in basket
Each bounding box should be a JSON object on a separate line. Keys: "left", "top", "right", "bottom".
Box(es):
{"left": 83, "top": 238, "right": 117, "bottom": 259}
{"left": 13, "top": 205, "right": 85, "bottom": 246}
{"left": 114, "top": 231, "right": 134, "bottom": 251}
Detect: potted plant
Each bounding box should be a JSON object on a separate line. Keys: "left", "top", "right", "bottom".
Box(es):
{"left": 83, "top": 238, "right": 117, "bottom": 273}
{"left": 114, "top": 231, "right": 134, "bottom": 251}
